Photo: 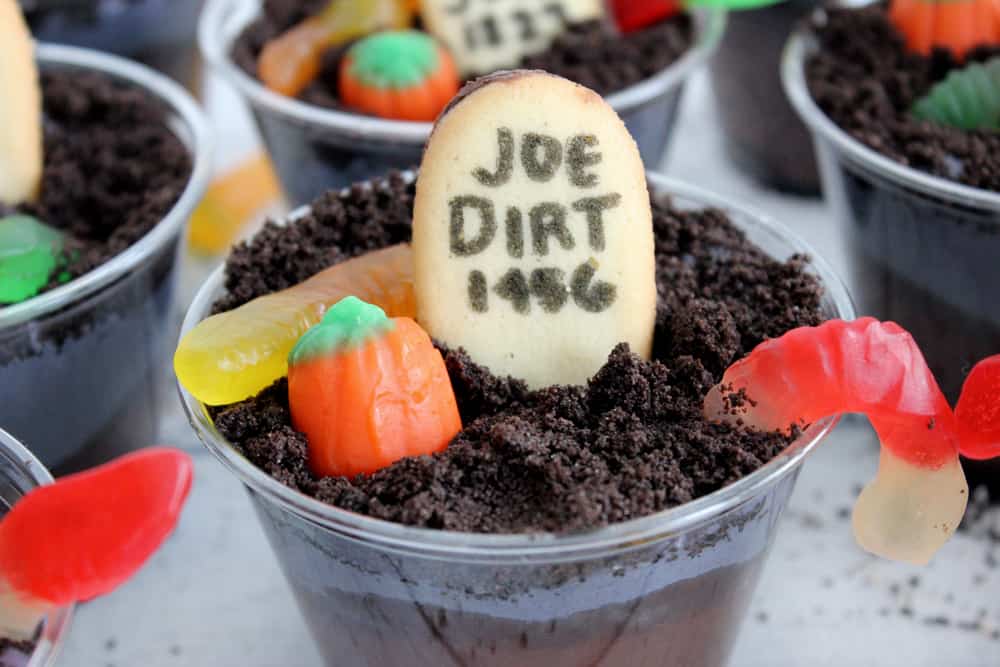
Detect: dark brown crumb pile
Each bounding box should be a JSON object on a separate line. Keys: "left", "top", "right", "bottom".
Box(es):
{"left": 231, "top": 0, "right": 693, "bottom": 110}
{"left": 806, "top": 4, "right": 1000, "bottom": 190}
{"left": 210, "top": 172, "right": 825, "bottom": 533}
{"left": 0, "top": 69, "right": 191, "bottom": 297}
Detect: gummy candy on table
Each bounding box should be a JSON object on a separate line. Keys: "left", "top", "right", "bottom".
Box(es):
{"left": 0, "top": 215, "right": 64, "bottom": 305}
{"left": 188, "top": 153, "right": 282, "bottom": 255}
{"left": 912, "top": 57, "right": 1000, "bottom": 131}
{"left": 288, "top": 296, "right": 461, "bottom": 478}
{"left": 0, "top": 448, "right": 192, "bottom": 641}
{"left": 703, "top": 317, "right": 968, "bottom": 565}
{"left": 175, "top": 244, "right": 415, "bottom": 406}
{"left": 956, "top": 354, "right": 1000, "bottom": 459}
{"left": 339, "top": 30, "right": 459, "bottom": 121}
{"left": 258, "top": 0, "right": 416, "bottom": 97}
{"left": 890, "top": 0, "right": 1000, "bottom": 59}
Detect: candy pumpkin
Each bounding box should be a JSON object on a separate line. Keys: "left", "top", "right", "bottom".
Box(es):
{"left": 288, "top": 296, "right": 461, "bottom": 478}
{"left": 339, "top": 30, "right": 460, "bottom": 121}
{"left": 258, "top": 0, "right": 415, "bottom": 97}
{"left": 890, "top": 0, "right": 1000, "bottom": 59}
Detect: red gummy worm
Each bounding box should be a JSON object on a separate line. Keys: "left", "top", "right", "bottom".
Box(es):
{"left": 0, "top": 448, "right": 193, "bottom": 604}
{"left": 610, "top": 0, "right": 682, "bottom": 32}
{"left": 707, "top": 317, "right": 959, "bottom": 468}
{"left": 956, "top": 355, "right": 1000, "bottom": 460}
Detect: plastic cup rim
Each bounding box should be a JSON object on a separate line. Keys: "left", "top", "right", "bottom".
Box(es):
{"left": 197, "top": 0, "right": 726, "bottom": 143}
{"left": 0, "top": 42, "right": 214, "bottom": 330}
{"left": 781, "top": 25, "right": 1000, "bottom": 215}
{"left": 0, "top": 429, "right": 74, "bottom": 667}
{"left": 177, "top": 171, "right": 856, "bottom": 563}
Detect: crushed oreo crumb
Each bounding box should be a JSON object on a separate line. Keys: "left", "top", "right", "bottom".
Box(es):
{"left": 209, "top": 172, "right": 825, "bottom": 533}
{"left": 0, "top": 70, "right": 191, "bottom": 298}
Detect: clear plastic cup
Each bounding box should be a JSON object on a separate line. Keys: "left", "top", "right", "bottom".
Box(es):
{"left": 21, "top": 0, "right": 205, "bottom": 90}
{"left": 198, "top": 0, "right": 725, "bottom": 206}
{"left": 178, "top": 173, "right": 854, "bottom": 667}
{"left": 782, "top": 28, "right": 1000, "bottom": 493}
{"left": 708, "top": 0, "right": 819, "bottom": 194}
{"left": 0, "top": 429, "right": 73, "bottom": 667}
{"left": 0, "top": 44, "right": 213, "bottom": 474}
{"left": 782, "top": 28, "right": 1000, "bottom": 400}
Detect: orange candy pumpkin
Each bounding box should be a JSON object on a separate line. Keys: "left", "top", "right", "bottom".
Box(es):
{"left": 288, "top": 297, "right": 461, "bottom": 478}
{"left": 890, "top": 0, "right": 1000, "bottom": 59}
{"left": 339, "top": 30, "right": 459, "bottom": 121}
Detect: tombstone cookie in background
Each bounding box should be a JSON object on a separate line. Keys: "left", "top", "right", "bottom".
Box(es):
{"left": 412, "top": 71, "right": 656, "bottom": 388}
{"left": 421, "top": 0, "right": 604, "bottom": 76}
{"left": 0, "top": 0, "right": 43, "bottom": 205}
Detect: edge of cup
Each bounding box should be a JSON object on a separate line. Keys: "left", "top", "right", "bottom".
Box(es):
{"left": 177, "top": 171, "right": 855, "bottom": 564}
{"left": 781, "top": 23, "right": 1000, "bottom": 215}
{"left": 0, "top": 429, "right": 74, "bottom": 667}
{"left": 0, "top": 43, "right": 214, "bottom": 330}
{"left": 198, "top": 0, "right": 725, "bottom": 143}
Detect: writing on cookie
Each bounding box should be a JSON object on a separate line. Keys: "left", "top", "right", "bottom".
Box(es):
{"left": 421, "top": 0, "right": 604, "bottom": 75}
{"left": 413, "top": 71, "right": 655, "bottom": 388}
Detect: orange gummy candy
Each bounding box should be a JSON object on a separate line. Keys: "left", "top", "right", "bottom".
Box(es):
{"left": 258, "top": 0, "right": 415, "bottom": 97}
{"left": 188, "top": 153, "right": 281, "bottom": 255}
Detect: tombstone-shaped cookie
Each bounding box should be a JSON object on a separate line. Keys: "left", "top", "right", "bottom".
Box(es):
{"left": 421, "top": 0, "right": 604, "bottom": 76}
{"left": 413, "top": 71, "right": 656, "bottom": 388}
{"left": 0, "top": 0, "right": 42, "bottom": 204}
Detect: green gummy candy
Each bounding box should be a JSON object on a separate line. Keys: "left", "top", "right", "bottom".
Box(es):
{"left": 289, "top": 296, "right": 395, "bottom": 366}
{"left": 348, "top": 30, "right": 440, "bottom": 89}
{"left": 912, "top": 57, "right": 1000, "bottom": 131}
{"left": 0, "top": 215, "right": 64, "bottom": 305}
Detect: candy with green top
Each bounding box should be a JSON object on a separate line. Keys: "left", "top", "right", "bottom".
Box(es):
{"left": 912, "top": 57, "right": 1000, "bottom": 131}
{"left": 0, "top": 215, "right": 64, "bottom": 305}
{"left": 289, "top": 296, "right": 395, "bottom": 366}
{"left": 339, "top": 30, "right": 460, "bottom": 121}
{"left": 348, "top": 31, "right": 440, "bottom": 89}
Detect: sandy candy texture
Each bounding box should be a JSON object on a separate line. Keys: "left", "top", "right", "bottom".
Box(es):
{"left": 413, "top": 71, "right": 656, "bottom": 389}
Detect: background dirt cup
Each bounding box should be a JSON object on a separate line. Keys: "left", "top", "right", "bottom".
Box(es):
{"left": 422, "top": 0, "right": 604, "bottom": 75}
{"left": 413, "top": 72, "right": 656, "bottom": 388}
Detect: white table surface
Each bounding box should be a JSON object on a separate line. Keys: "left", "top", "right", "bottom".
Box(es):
{"left": 54, "top": 71, "right": 1000, "bottom": 667}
